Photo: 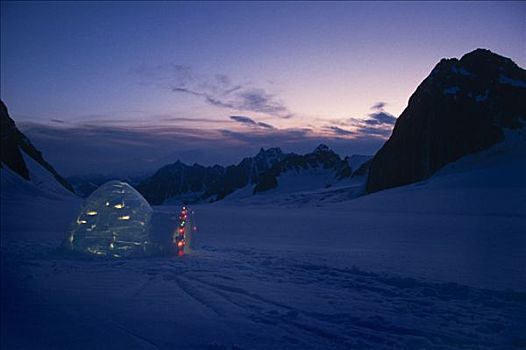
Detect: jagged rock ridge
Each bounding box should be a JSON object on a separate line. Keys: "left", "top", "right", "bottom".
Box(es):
{"left": 138, "top": 145, "right": 363, "bottom": 205}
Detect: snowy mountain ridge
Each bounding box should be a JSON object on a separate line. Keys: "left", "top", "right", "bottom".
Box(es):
{"left": 223, "top": 125, "right": 526, "bottom": 208}
{"left": 136, "top": 147, "right": 284, "bottom": 205}
{"left": 137, "top": 145, "right": 368, "bottom": 205}
{"left": 0, "top": 101, "right": 75, "bottom": 199}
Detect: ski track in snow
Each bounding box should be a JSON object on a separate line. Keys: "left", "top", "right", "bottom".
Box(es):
{"left": 2, "top": 234, "right": 525, "bottom": 350}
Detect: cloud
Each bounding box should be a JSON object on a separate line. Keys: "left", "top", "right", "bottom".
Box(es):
{"left": 354, "top": 125, "right": 393, "bottom": 137}
{"left": 214, "top": 74, "right": 230, "bottom": 87}
{"left": 230, "top": 115, "right": 257, "bottom": 126}
{"left": 364, "top": 111, "right": 397, "bottom": 126}
{"left": 326, "top": 102, "right": 397, "bottom": 139}
{"left": 136, "top": 63, "right": 193, "bottom": 87}
{"left": 171, "top": 87, "right": 203, "bottom": 97}
{"left": 20, "top": 121, "right": 383, "bottom": 175}
{"left": 219, "top": 128, "right": 313, "bottom": 145}
{"left": 230, "top": 115, "right": 276, "bottom": 129}
{"left": 326, "top": 126, "right": 355, "bottom": 136}
{"left": 351, "top": 112, "right": 395, "bottom": 137}
{"left": 237, "top": 89, "right": 293, "bottom": 118}
{"left": 257, "top": 122, "right": 275, "bottom": 129}
{"left": 371, "top": 101, "right": 387, "bottom": 111}
{"left": 160, "top": 116, "right": 228, "bottom": 124}
{"left": 223, "top": 85, "right": 243, "bottom": 95}
{"left": 137, "top": 63, "right": 294, "bottom": 118}
{"left": 364, "top": 102, "right": 395, "bottom": 126}
{"left": 205, "top": 96, "right": 235, "bottom": 109}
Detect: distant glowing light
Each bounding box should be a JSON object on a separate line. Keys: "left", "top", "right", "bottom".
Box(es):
{"left": 87, "top": 247, "right": 106, "bottom": 256}
{"left": 77, "top": 219, "right": 87, "bottom": 224}
{"left": 86, "top": 211, "right": 98, "bottom": 216}
{"left": 118, "top": 215, "right": 130, "bottom": 220}
{"left": 114, "top": 203, "right": 125, "bottom": 209}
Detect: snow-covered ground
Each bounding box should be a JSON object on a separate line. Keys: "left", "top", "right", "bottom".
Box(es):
{"left": 1, "top": 130, "right": 526, "bottom": 349}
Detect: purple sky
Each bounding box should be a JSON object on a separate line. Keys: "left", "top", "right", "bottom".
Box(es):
{"left": 1, "top": 1, "right": 525, "bottom": 175}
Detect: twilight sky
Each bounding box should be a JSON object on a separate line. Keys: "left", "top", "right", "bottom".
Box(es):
{"left": 1, "top": 1, "right": 525, "bottom": 175}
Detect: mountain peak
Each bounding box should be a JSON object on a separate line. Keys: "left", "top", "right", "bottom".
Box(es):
{"left": 461, "top": 48, "right": 505, "bottom": 62}
{"left": 367, "top": 49, "right": 526, "bottom": 193}
{"left": 256, "top": 147, "right": 282, "bottom": 157}
{"left": 1, "top": 101, "right": 15, "bottom": 129}
{"left": 459, "top": 48, "right": 520, "bottom": 73}
{"left": 313, "top": 144, "right": 330, "bottom": 153}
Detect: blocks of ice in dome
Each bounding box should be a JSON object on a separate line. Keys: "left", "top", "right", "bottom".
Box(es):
{"left": 63, "top": 180, "right": 159, "bottom": 257}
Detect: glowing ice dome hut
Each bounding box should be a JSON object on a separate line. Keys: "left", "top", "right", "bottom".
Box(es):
{"left": 63, "top": 180, "right": 160, "bottom": 258}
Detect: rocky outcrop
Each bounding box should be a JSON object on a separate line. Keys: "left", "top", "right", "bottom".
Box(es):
{"left": 0, "top": 100, "right": 74, "bottom": 193}
{"left": 367, "top": 49, "right": 526, "bottom": 193}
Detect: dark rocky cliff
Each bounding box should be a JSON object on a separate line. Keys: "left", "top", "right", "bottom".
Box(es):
{"left": 367, "top": 49, "right": 526, "bottom": 193}
{"left": 0, "top": 101, "right": 74, "bottom": 193}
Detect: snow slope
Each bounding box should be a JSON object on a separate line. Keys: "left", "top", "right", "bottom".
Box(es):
{"left": 1, "top": 129, "right": 525, "bottom": 349}
{"left": 1, "top": 149, "right": 76, "bottom": 201}
{"left": 222, "top": 171, "right": 367, "bottom": 207}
